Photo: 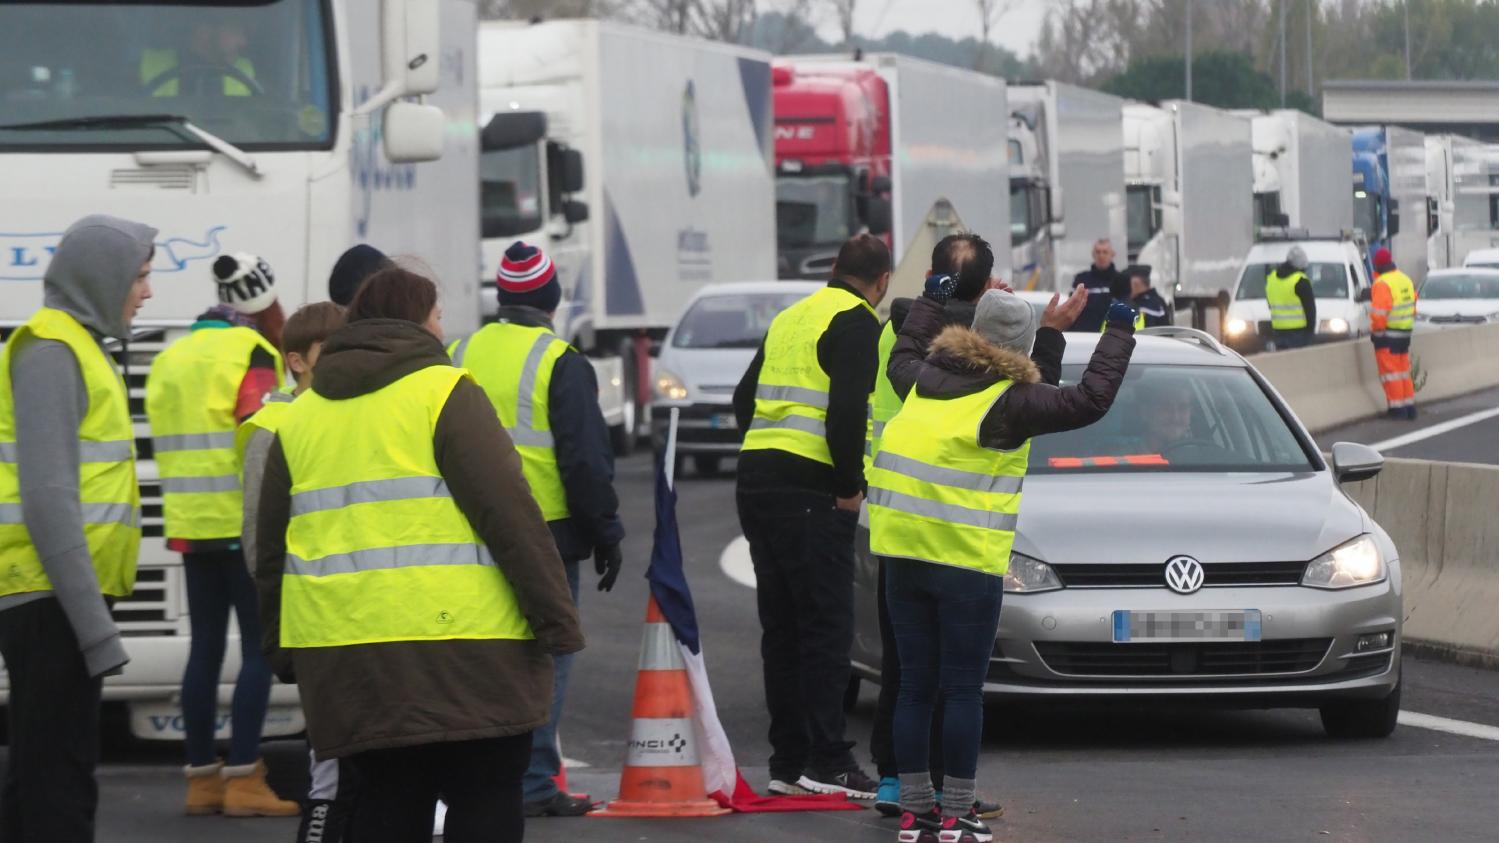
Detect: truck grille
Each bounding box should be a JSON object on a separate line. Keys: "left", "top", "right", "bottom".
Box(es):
{"left": 113, "top": 567, "right": 182, "bottom": 636}
{"left": 1034, "top": 638, "right": 1331, "bottom": 677}
{"left": 1052, "top": 561, "right": 1308, "bottom": 588}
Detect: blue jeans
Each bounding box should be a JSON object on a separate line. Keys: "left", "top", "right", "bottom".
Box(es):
{"left": 181, "top": 548, "right": 273, "bottom": 766}
{"left": 522, "top": 560, "right": 581, "bottom": 802}
{"left": 884, "top": 557, "right": 1004, "bottom": 781}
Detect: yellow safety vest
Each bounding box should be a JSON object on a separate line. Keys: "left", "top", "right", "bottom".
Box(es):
{"left": 1375, "top": 269, "right": 1417, "bottom": 336}
{"left": 742, "top": 286, "right": 876, "bottom": 465}
{"left": 235, "top": 396, "right": 293, "bottom": 466}
{"left": 147, "top": 325, "right": 283, "bottom": 540}
{"left": 448, "top": 323, "right": 572, "bottom": 522}
{"left": 277, "top": 364, "right": 533, "bottom": 648}
{"left": 865, "top": 320, "right": 901, "bottom": 471}
{"left": 1266, "top": 270, "right": 1309, "bottom": 331}
{"left": 140, "top": 48, "right": 256, "bottom": 97}
{"left": 867, "top": 379, "right": 1027, "bottom": 576}
{"left": 1099, "top": 309, "right": 1147, "bottom": 333}
{"left": 0, "top": 308, "right": 140, "bottom": 597}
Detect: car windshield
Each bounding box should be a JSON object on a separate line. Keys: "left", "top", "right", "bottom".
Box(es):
{"left": 776, "top": 174, "right": 853, "bottom": 250}
{"left": 1028, "top": 364, "right": 1316, "bottom": 474}
{"left": 481, "top": 146, "right": 543, "bottom": 239}
{"left": 1420, "top": 274, "right": 1499, "bottom": 300}
{"left": 1236, "top": 262, "right": 1349, "bottom": 299}
{"left": 0, "top": 0, "right": 333, "bottom": 149}
{"left": 672, "top": 290, "right": 813, "bottom": 349}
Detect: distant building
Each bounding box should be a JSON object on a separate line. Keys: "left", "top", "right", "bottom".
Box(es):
{"left": 1322, "top": 80, "right": 1499, "bottom": 141}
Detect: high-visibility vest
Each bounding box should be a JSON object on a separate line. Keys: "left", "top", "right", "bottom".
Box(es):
{"left": 448, "top": 323, "right": 571, "bottom": 522}
{"left": 147, "top": 325, "right": 283, "bottom": 540}
{"left": 867, "top": 379, "right": 1027, "bottom": 576}
{"left": 1374, "top": 269, "right": 1417, "bottom": 336}
{"left": 235, "top": 396, "right": 293, "bottom": 466}
{"left": 140, "top": 49, "right": 256, "bottom": 97}
{"left": 276, "top": 364, "right": 533, "bottom": 648}
{"left": 742, "top": 286, "right": 876, "bottom": 465}
{"left": 0, "top": 308, "right": 140, "bottom": 597}
{"left": 864, "top": 320, "right": 902, "bottom": 471}
{"left": 1266, "top": 270, "right": 1309, "bottom": 331}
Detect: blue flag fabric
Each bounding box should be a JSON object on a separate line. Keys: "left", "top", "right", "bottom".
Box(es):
{"left": 645, "top": 453, "right": 701, "bottom": 654}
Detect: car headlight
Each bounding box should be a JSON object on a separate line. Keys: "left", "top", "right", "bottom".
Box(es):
{"left": 1323, "top": 317, "right": 1350, "bottom": 334}
{"left": 1302, "top": 535, "right": 1385, "bottom": 589}
{"left": 1003, "top": 552, "right": 1062, "bottom": 593}
{"left": 1226, "top": 318, "right": 1249, "bottom": 337}
{"left": 654, "top": 369, "right": 688, "bottom": 401}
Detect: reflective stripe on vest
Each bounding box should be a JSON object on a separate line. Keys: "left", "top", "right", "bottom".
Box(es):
{"left": 1376, "top": 269, "right": 1418, "bottom": 334}
{"left": 865, "top": 320, "right": 901, "bottom": 469}
{"left": 0, "top": 308, "right": 140, "bottom": 597}
{"left": 741, "top": 286, "right": 876, "bottom": 465}
{"left": 276, "top": 364, "right": 532, "bottom": 648}
{"left": 867, "top": 379, "right": 1027, "bottom": 576}
{"left": 146, "top": 325, "right": 283, "bottom": 540}
{"left": 449, "top": 323, "right": 572, "bottom": 521}
{"left": 1265, "top": 270, "right": 1309, "bottom": 330}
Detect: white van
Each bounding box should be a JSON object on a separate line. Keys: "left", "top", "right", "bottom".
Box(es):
{"left": 1224, "top": 237, "right": 1373, "bottom": 353}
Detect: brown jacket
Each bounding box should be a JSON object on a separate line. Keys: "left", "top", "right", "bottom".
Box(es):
{"left": 255, "top": 319, "right": 584, "bottom": 759}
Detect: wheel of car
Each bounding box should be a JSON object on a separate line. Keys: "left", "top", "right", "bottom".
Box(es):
{"left": 693, "top": 454, "right": 721, "bottom": 477}
{"left": 610, "top": 338, "right": 638, "bottom": 456}
{"left": 843, "top": 675, "right": 862, "bottom": 712}
{"left": 1320, "top": 680, "right": 1401, "bottom": 739}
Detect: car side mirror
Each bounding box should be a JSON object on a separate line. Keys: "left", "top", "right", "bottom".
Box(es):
{"left": 562, "top": 199, "right": 589, "bottom": 224}
{"left": 1331, "top": 441, "right": 1384, "bottom": 483}
{"left": 1355, "top": 287, "right": 1372, "bottom": 303}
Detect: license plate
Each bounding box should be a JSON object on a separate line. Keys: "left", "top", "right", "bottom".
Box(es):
{"left": 710, "top": 413, "right": 736, "bottom": 430}
{"left": 1112, "top": 610, "right": 1262, "bottom": 643}
{"left": 129, "top": 701, "right": 305, "bottom": 741}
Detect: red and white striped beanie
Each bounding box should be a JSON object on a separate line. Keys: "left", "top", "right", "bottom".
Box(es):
{"left": 496, "top": 241, "right": 561, "bottom": 311}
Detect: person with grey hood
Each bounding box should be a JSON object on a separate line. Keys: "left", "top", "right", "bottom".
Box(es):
{"left": 0, "top": 214, "right": 156, "bottom": 842}
{"left": 867, "top": 288, "right": 1135, "bottom": 842}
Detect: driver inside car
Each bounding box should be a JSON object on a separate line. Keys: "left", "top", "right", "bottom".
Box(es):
{"left": 141, "top": 18, "right": 258, "bottom": 98}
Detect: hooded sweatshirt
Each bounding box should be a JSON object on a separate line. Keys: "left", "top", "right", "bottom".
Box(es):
{"left": 2, "top": 214, "right": 157, "bottom": 678}
{"left": 254, "top": 318, "right": 584, "bottom": 758}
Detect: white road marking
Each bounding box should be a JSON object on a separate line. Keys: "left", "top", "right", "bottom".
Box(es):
{"left": 1398, "top": 710, "right": 1499, "bottom": 742}
{"left": 1368, "top": 406, "right": 1499, "bottom": 452}
{"left": 719, "top": 535, "right": 757, "bottom": 589}
{"left": 562, "top": 757, "right": 591, "bottom": 769}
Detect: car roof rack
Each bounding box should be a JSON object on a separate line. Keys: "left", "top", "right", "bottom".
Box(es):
{"left": 1136, "top": 326, "right": 1229, "bottom": 356}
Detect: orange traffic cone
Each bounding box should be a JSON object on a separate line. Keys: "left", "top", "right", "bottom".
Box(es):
{"left": 591, "top": 597, "right": 730, "bottom": 818}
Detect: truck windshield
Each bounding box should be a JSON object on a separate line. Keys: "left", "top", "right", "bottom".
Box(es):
{"left": 481, "top": 146, "right": 544, "bottom": 239}
{"left": 0, "top": 0, "right": 333, "bottom": 149}
{"left": 1235, "top": 262, "right": 1349, "bottom": 299}
{"left": 777, "top": 174, "right": 853, "bottom": 249}
{"left": 672, "top": 290, "right": 812, "bottom": 349}
{"left": 1353, "top": 190, "right": 1380, "bottom": 240}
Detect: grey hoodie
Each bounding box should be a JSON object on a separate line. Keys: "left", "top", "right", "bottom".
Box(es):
{"left": 2, "top": 215, "right": 157, "bottom": 677}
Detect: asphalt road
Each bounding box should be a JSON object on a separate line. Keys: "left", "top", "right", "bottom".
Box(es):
{"left": 1317, "top": 384, "right": 1499, "bottom": 464}
{"left": 7, "top": 454, "right": 1499, "bottom": 841}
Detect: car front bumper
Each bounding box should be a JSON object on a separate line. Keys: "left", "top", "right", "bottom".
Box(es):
{"left": 650, "top": 401, "right": 742, "bottom": 455}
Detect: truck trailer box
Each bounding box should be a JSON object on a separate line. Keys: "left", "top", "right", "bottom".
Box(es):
{"left": 1248, "top": 110, "right": 1353, "bottom": 234}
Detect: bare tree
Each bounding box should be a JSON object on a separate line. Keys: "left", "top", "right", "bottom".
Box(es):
{"left": 627, "top": 0, "right": 759, "bottom": 41}
{"left": 973, "top": 0, "right": 1018, "bottom": 72}
{"left": 480, "top": 0, "right": 618, "bottom": 19}
{"left": 829, "top": 0, "right": 858, "bottom": 46}
{"left": 762, "top": 0, "right": 824, "bottom": 53}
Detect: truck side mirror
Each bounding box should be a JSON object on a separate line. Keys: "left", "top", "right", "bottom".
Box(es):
{"left": 560, "top": 148, "right": 585, "bottom": 194}
{"left": 562, "top": 199, "right": 590, "bottom": 225}
{"left": 866, "top": 197, "right": 892, "bottom": 236}
{"left": 1388, "top": 198, "right": 1401, "bottom": 237}
{"left": 356, "top": 0, "right": 441, "bottom": 116}
{"left": 870, "top": 175, "right": 892, "bottom": 195}
{"left": 384, "top": 102, "right": 445, "bottom": 163}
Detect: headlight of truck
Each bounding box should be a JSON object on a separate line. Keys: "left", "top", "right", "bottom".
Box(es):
{"left": 1302, "top": 535, "right": 1385, "bottom": 589}
{"left": 1322, "top": 317, "right": 1350, "bottom": 334}
{"left": 1004, "top": 553, "right": 1063, "bottom": 593}
{"left": 1226, "top": 318, "right": 1249, "bottom": 337}
{"left": 654, "top": 369, "right": 688, "bottom": 401}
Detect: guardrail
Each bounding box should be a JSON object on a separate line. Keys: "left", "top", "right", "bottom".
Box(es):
{"left": 1251, "top": 323, "right": 1499, "bottom": 432}
{"left": 1345, "top": 458, "right": 1499, "bottom": 665}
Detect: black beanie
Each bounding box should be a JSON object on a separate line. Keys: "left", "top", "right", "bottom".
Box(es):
{"left": 328, "top": 244, "right": 391, "bottom": 306}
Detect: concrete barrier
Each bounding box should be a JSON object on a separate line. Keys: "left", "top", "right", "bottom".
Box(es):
{"left": 1250, "top": 323, "right": 1499, "bottom": 432}
{"left": 1345, "top": 458, "right": 1499, "bottom": 664}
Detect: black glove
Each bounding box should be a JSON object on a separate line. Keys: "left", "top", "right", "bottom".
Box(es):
{"left": 923, "top": 273, "right": 958, "bottom": 304}
{"left": 594, "top": 543, "right": 622, "bottom": 592}
{"left": 1106, "top": 301, "right": 1138, "bottom": 332}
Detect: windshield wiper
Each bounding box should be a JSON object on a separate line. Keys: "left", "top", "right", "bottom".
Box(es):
{"left": 0, "top": 113, "right": 261, "bottom": 179}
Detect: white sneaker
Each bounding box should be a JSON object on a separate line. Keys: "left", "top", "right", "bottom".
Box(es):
{"left": 767, "top": 778, "right": 814, "bottom": 796}
{"left": 432, "top": 799, "right": 447, "bottom": 837}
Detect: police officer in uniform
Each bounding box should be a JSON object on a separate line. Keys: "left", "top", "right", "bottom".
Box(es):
{"left": 1266, "top": 246, "right": 1316, "bottom": 349}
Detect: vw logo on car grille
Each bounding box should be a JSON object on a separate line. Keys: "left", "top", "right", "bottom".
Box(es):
{"left": 1164, "top": 556, "right": 1205, "bottom": 594}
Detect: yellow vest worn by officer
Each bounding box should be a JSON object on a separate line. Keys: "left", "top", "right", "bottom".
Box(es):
{"left": 865, "top": 320, "right": 901, "bottom": 470}
{"left": 448, "top": 323, "right": 572, "bottom": 522}
{"left": 0, "top": 308, "right": 140, "bottom": 597}
{"left": 147, "top": 325, "right": 283, "bottom": 540}
{"left": 1374, "top": 269, "right": 1418, "bottom": 337}
{"left": 276, "top": 364, "right": 532, "bottom": 648}
{"left": 867, "top": 380, "right": 1027, "bottom": 576}
{"left": 140, "top": 49, "right": 257, "bottom": 97}
{"left": 742, "top": 286, "right": 877, "bottom": 466}
{"left": 1266, "top": 269, "right": 1309, "bottom": 331}
{"left": 1099, "top": 308, "right": 1146, "bottom": 333}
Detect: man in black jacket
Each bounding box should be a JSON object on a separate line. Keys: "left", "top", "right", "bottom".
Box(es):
{"left": 1071, "top": 238, "right": 1128, "bottom": 332}
{"left": 733, "top": 234, "right": 887, "bottom": 799}
{"left": 1127, "top": 265, "right": 1173, "bottom": 328}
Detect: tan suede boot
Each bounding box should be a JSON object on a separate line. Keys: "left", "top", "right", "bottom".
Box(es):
{"left": 184, "top": 762, "right": 225, "bottom": 815}
{"left": 222, "top": 760, "right": 301, "bottom": 817}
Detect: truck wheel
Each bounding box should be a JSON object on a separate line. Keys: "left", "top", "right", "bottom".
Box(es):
{"left": 610, "top": 338, "right": 640, "bottom": 456}
{"left": 1320, "top": 680, "right": 1400, "bottom": 739}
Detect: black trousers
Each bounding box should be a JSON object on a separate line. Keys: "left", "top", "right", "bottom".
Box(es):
{"left": 1273, "top": 328, "right": 1312, "bottom": 349}
{"left": 737, "top": 484, "right": 859, "bottom": 779}
{"left": 348, "top": 733, "right": 531, "bottom": 843}
{"left": 0, "top": 597, "right": 104, "bottom": 843}
{"left": 871, "top": 556, "right": 946, "bottom": 784}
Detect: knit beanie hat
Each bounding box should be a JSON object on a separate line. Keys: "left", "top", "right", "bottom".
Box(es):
{"left": 211, "top": 252, "right": 277, "bottom": 315}
{"left": 497, "top": 241, "right": 561, "bottom": 313}
{"left": 1373, "top": 247, "right": 1394, "bottom": 272}
{"left": 328, "top": 244, "right": 391, "bottom": 306}
{"left": 972, "top": 289, "right": 1038, "bottom": 356}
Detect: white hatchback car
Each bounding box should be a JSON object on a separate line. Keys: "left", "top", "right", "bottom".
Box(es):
{"left": 1414, "top": 268, "right": 1499, "bottom": 331}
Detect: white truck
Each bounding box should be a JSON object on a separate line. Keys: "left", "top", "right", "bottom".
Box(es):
{"left": 1124, "top": 100, "right": 1254, "bottom": 314}
{"left": 477, "top": 20, "right": 776, "bottom": 451}
{"left": 1426, "top": 134, "right": 1499, "bottom": 271}
{"left": 1244, "top": 109, "right": 1353, "bottom": 234}
{"left": 0, "top": 0, "right": 481, "bottom": 740}
{"left": 1009, "top": 82, "right": 1126, "bottom": 293}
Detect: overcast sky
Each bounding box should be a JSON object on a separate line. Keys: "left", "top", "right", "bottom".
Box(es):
{"left": 810, "top": 0, "right": 1051, "bottom": 58}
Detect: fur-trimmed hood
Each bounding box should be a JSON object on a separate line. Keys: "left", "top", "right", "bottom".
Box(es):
{"left": 926, "top": 324, "right": 1040, "bottom": 385}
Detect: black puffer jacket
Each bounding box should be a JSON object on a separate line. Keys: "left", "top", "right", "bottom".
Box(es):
{"left": 889, "top": 296, "right": 1135, "bottom": 450}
